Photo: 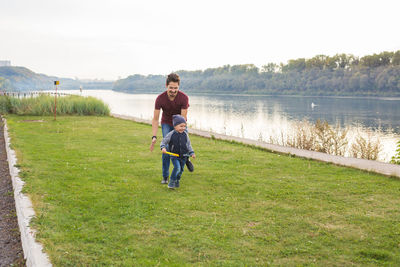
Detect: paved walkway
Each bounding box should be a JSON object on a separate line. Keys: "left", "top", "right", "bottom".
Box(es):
{"left": 112, "top": 113, "right": 400, "bottom": 178}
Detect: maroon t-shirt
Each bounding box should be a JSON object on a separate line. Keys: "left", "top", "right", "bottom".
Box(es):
{"left": 155, "top": 91, "right": 189, "bottom": 126}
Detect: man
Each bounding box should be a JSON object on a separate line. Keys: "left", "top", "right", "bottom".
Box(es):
{"left": 150, "top": 73, "right": 192, "bottom": 184}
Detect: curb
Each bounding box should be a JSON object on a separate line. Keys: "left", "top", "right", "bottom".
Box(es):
{"left": 111, "top": 113, "right": 400, "bottom": 178}
{"left": 3, "top": 119, "right": 52, "bottom": 267}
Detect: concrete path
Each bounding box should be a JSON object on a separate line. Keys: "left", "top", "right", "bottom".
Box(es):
{"left": 112, "top": 113, "right": 400, "bottom": 178}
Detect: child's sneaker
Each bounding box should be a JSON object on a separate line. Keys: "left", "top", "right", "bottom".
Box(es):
{"left": 168, "top": 181, "right": 175, "bottom": 189}
{"left": 161, "top": 177, "right": 168, "bottom": 184}
{"left": 186, "top": 159, "right": 194, "bottom": 172}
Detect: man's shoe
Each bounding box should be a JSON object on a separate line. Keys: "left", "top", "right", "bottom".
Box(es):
{"left": 161, "top": 177, "right": 168, "bottom": 184}
{"left": 186, "top": 159, "right": 194, "bottom": 172}
{"left": 175, "top": 180, "right": 180, "bottom": 188}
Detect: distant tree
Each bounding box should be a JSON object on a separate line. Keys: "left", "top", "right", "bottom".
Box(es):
{"left": 325, "top": 56, "right": 337, "bottom": 70}
{"left": 283, "top": 58, "right": 306, "bottom": 72}
{"left": 230, "top": 64, "right": 258, "bottom": 75}
{"left": 378, "top": 51, "right": 393, "bottom": 66}
{"left": 306, "top": 55, "right": 328, "bottom": 70}
{"left": 359, "top": 74, "right": 370, "bottom": 90}
{"left": 245, "top": 64, "right": 259, "bottom": 76}
{"left": 203, "top": 68, "right": 216, "bottom": 77}
{"left": 215, "top": 65, "right": 231, "bottom": 75}
{"left": 261, "top": 63, "right": 279, "bottom": 73}
{"left": 349, "top": 73, "right": 360, "bottom": 91}
{"left": 392, "top": 50, "right": 400, "bottom": 65}
{"left": 333, "top": 53, "right": 357, "bottom": 69}
{"left": 360, "top": 52, "right": 393, "bottom": 68}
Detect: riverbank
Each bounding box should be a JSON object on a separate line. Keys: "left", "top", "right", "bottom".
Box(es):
{"left": 5, "top": 115, "right": 400, "bottom": 266}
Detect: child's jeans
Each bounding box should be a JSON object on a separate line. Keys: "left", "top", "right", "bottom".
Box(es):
{"left": 169, "top": 157, "right": 187, "bottom": 187}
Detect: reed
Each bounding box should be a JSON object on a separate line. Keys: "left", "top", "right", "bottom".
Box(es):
{"left": 268, "top": 119, "right": 381, "bottom": 161}
{"left": 0, "top": 95, "right": 11, "bottom": 114}
{"left": 0, "top": 94, "right": 109, "bottom": 116}
{"left": 286, "top": 120, "right": 316, "bottom": 150}
{"left": 350, "top": 131, "right": 382, "bottom": 161}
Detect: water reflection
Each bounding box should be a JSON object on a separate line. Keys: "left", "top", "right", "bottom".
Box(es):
{"left": 61, "top": 90, "right": 400, "bottom": 162}
{"left": 192, "top": 94, "right": 400, "bottom": 134}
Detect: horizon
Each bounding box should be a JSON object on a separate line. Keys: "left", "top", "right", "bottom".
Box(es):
{"left": 1, "top": 0, "right": 399, "bottom": 80}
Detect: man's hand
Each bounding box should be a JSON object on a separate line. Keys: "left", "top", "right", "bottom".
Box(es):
{"left": 150, "top": 109, "right": 160, "bottom": 152}
{"left": 150, "top": 137, "right": 157, "bottom": 152}
{"left": 161, "top": 148, "right": 167, "bottom": 154}
{"left": 191, "top": 153, "right": 196, "bottom": 159}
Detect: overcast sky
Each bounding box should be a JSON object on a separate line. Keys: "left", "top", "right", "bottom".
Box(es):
{"left": 0, "top": 0, "right": 399, "bottom": 80}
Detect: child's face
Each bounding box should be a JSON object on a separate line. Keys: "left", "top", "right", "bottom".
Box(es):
{"left": 174, "top": 123, "right": 186, "bottom": 133}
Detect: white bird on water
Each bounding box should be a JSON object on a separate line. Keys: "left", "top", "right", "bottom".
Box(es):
{"left": 311, "top": 102, "right": 318, "bottom": 109}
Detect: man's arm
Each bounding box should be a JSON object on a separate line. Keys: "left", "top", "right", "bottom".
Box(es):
{"left": 150, "top": 109, "right": 160, "bottom": 152}
{"left": 181, "top": 108, "right": 188, "bottom": 121}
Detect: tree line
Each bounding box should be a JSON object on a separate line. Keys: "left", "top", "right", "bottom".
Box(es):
{"left": 113, "top": 50, "right": 400, "bottom": 96}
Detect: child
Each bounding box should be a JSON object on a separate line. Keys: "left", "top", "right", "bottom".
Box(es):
{"left": 160, "top": 115, "right": 196, "bottom": 189}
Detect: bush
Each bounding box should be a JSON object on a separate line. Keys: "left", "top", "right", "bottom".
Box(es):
{"left": 391, "top": 141, "right": 400, "bottom": 164}
{"left": 0, "top": 94, "right": 110, "bottom": 116}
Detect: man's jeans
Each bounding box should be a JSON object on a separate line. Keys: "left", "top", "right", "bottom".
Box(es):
{"left": 169, "top": 157, "right": 187, "bottom": 187}
{"left": 161, "top": 123, "right": 174, "bottom": 178}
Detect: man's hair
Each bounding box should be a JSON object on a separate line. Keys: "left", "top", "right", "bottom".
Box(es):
{"left": 166, "top": 73, "right": 180, "bottom": 86}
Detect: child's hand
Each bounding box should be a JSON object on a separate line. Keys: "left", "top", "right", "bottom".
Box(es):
{"left": 191, "top": 153, "right": 196, "bottom": 159}
{"left": 162, "top": 148, "right": 167, "bottom": 154}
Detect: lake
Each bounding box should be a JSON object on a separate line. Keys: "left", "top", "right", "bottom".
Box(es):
{"left": 61, "top": 90, "right": 400, "bottom": 162}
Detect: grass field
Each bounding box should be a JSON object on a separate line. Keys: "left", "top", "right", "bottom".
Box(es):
{"left": 6, "top": 115, "right": 400, "bottom": 266}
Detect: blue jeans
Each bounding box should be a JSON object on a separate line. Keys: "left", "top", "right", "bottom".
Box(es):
{"left": 169, "top": 157, "right": 187, "bottom": 187}
{"left": 161, "top": 123, "right": 174, "bottom": 178}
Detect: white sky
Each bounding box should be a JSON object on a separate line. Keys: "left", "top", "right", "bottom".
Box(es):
{"left": 0, "top": 0, "right": 399, "bottom": 80}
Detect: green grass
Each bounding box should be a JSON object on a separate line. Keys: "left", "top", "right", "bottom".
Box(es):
{"left": 0, "top": 95, "right": 109, "bottom": 115}
{"left": 6, "top": 115, "right": 400, "bottom": 266}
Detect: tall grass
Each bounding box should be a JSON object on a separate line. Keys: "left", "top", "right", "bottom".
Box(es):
{"left": 350, "top": 131, "right": 381, "bottom": 160}
{"left": 0, "top": 95, "right": 109, "bottom": 116}
{"left": 0, "top": 95, "right": 11, "bottom": 114}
